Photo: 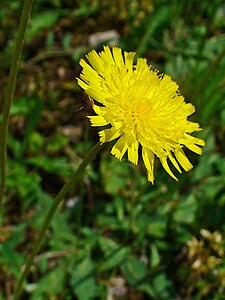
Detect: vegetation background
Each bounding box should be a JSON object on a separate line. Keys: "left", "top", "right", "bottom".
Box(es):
{"left": 0, "top": 0, "right": 225, "bottom": 299}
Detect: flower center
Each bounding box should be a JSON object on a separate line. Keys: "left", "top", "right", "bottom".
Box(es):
{"left": 121, "top": 98, "right": 151, "bottom": 138}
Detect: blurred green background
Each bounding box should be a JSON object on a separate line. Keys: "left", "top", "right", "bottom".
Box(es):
{"left": 1, "top": 0, "right": 225, "bottom": 299}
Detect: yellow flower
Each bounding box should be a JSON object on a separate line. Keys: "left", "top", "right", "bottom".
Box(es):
{"left": 77, "top": 46, "right": 205, "bottom": 183}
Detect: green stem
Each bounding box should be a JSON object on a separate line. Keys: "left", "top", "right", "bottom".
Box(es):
{"left": 0, "top": 0, "right": 33, "bottom": 209}
{"left": 13, "top": 142, "right": 104, "bottom": 300}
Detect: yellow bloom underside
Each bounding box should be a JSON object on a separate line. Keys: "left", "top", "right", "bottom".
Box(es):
{"left": 77, "top": 46, "right": 205, "bottom": 183}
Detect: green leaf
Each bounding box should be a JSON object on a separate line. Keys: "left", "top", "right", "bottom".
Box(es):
{"left": 98, "top": 237, "right": 129, "bottom": 271}
{"left": 100, "top": 156, "right": 130, "bottom": 195}
{"left": 27, "top": 10, "right": 66, "bottom": 40}
{"left": 138, "top": 282, "right": 157, "bottom": 298}
{"left": 172, "top": 194, "right": 197, "bottom": 225}
{"left": 30, "top": 261, "right": 67, "bottom": 300}
{"left": 7, "top": 161, "right": 45, "bottom": 207}
{"left": 50, "top": 211, "right": 77, "bottom": 248}
{"left": 46, "top": 134, "right": 69, "bottom": 153}
{"left": 27, "top": 131, "right": 44, "bottom": 153}
{"left": 146, "top": 217, "right": 167, "bottom": 238}
{"left": 10, "top": 97, "right": 30, "bottom": 116}
{"left": 70, "top": 257, "right": 96, "bottom": 300}
{"left": 150, "top": 244, "right": 160, "bottom": 268}
{"left": 151, "top": 273, "right": 173, "bottom": 298}
{"left": 121, "top": 256, "right": 147, "bottom": 286}
{"left": 25, "top": 156, "right": 72, "bottom": 177}
{"left": 1, "top": 242, "right": 24, "bottom": 278}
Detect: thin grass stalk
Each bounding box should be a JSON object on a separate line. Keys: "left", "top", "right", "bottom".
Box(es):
{"left": 0, "top": 0, "right": 33, "bottom": 209}
{"left": 13, "top": 142, "right": 103, "bottom": 300}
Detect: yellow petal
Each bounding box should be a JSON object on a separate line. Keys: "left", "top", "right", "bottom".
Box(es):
{"left": 124, "top": 51, "right": 136, "bottom": 71}
{"left": 185, "top": 144, "right": 203, "bottom": 155}
{"left": 79, "top": 59, "right": 98, "bottom": 79}
{"left": 147, "top": 171, "right": 154, "bottom": 184}
{"left": 183, "top": 133, "right": 205, "bottom": 146}
{"left": 86, "top": 50, "right": 103, "bottom": 73}
{"left": 160, "top": 157, "right": 178, "bottom": 181}
{"left": 100, "top": 45, "right": 115, "bottom": 65}
{"left": 168, "top": 153, "right": 182, "bottom": 173}
{"left": 142, "top": 147, "right": 155, "bottom": 183}
{"left": 77, "top": 78, "right": 88, "bottom": 91}
{"left": 88, "top": 116, "right": 109, "bottom": 127}
{"left": 111, "top": 135, "right": 128, "bottom": 160}
{"left": 99, "top": 127, "right": 122, "bottom": 143}
{"left": 184, "top": 103, "right": 195, "bottom": 116}
{"left": 185, "top": 121, "right": 201, "bottom": 133}
{"left": 112, "top": 47, "right": 124, "bottom": 68}
{"left": 128, "top": 140, "right": 139, "bottom": 165}
{"left": 92, "top": 104, "right": 107, "bottom": 115}
{"left": 174, "top": 149, "right": 193, "bottom": 171}
{"left": 86, "top": 88, "right": 105, "bottom": 103}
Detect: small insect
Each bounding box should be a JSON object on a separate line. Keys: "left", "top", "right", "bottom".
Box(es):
{"left": 74, "top": 96, "right": 94, "bottom": 113}
{"left": 87, "top": 96, "right": 94, "bottom": 107}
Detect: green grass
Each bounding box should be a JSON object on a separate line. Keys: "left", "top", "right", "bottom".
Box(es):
{"left": 1, "top": 0, "right": 225, "bottom": 299}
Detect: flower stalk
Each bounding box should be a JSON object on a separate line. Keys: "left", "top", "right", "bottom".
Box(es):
{"left": 13, "top": 142, "right": 103, "bottom": 300}
{"left": 0, "top": 0, "right": 33, "bottom": 210}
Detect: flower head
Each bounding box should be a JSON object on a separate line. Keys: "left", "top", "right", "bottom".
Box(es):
{"left": 77, "top": 46, "right": 205, "bottom": 183}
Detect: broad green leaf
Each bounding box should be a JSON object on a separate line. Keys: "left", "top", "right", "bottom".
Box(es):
{"left": 152, "top": 273, "right": 173, "bottom": 298}
{"left": 27, "top": 10, "right": 66, "bottom": 40}
{"left": 98, "top": 237, "right": 129, "bottom": 271}
{"left": 146, "top": 218, "right": 167, "bottom": 238}
{"left": 46, "top": 134, "right": 69, "bottom": 152}
{"left": 26, "top": 156, "right": 72, "bottom": 177}
{"left": 1, "top": 242, "right": 24, "bottom": 278}
{"left": 172, "top": 194, "right": 197, "bottom": 225}
{"left": 150, "top": 244, "right": 160, "bottom": 268}
{"left": 100, "top": 156, "right": 130, "bottom": 195}
{"left": 70, "top": 257, "right": 96, "bottom": 300}
{"left": 121, "top": 256, "right": 147, "bottom": 286}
